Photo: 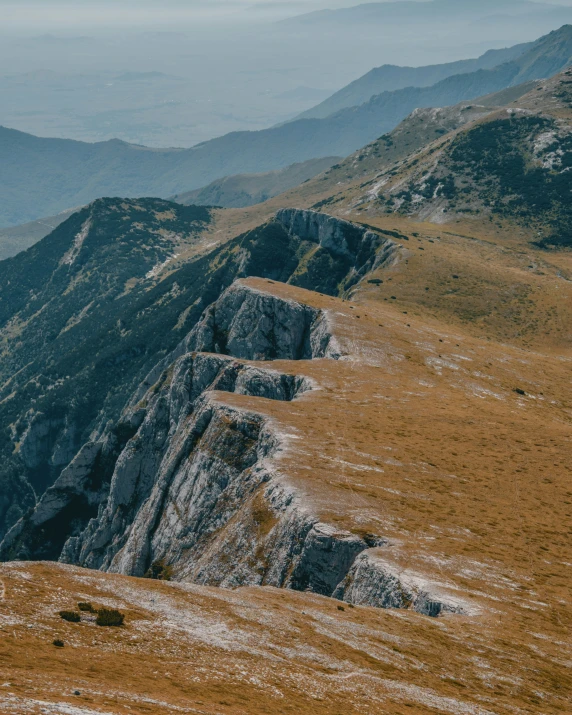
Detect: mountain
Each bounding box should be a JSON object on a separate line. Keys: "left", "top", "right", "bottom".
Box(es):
{"left": 0, "top": 198, "right": 404, "bottom": 540}
{"left": 282, "top": 0, "right": 565, "bottom": 26}
{"left": 0, "top": 158, "right": 339, "bottom": 260}
{"left": 2, "top": 73, "right": 572, "bottom": 552}
{"left": 296, "top": 42, "right": 533, "bottom": 120}
{"left": 3, "top": 26, "right": 572, "bottom": 230}
{"left": 171, "top": 156, "right": 340, "bottom": 209}
{"left": 0, "top": 199, "right": 215, "bottom": 531}
{"left": 293, "top": 24, "right": 572, "bottom": 147}
{"left": 1, "top": 58, "right": 571, "bottom": 715}
{"left": 329, "top": 69, "right": 572, "bottom": 249}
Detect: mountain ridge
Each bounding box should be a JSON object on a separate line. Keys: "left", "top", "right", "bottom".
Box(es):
{"left": 281, "top": 0, "right": 567, "bottom": 26}
{"left": 296, "top": 41, "right": 534, "bottom": 120}
{"left": 1, "top": 56, "right": 571, "bottom": 714}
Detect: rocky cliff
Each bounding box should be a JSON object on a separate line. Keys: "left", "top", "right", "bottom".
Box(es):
{"left": 0, "top": 203, "right": 402, "bottom": 541}
{"left": 1, "top": 280, "right": 460, "bottom": 617}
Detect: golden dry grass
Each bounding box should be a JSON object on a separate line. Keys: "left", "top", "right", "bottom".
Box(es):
{"left": 2, "top": 275, "right": 570, "bottom": 714}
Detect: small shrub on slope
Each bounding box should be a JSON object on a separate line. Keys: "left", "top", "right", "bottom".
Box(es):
{"left": 144, "top": 559, "right": 173, "bottom": 581}
{"left": 78, "top": 602, "right": 95, "bottom": 612}
{"left": 96, "top": 608, "right": 125, "bottom": 627}
{"left": 59, "top": 610, "right": 80, "bottom": 623}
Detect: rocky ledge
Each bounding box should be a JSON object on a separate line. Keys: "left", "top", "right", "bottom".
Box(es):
{"left": 1, "top": 280, "right": 463, "bottom": 617}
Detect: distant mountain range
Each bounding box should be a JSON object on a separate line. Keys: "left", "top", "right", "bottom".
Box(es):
{"left": 172, "top": 156, "right": 339, "bottom": 209}
{"left": 281, "top": 0, "right": 572, "bottom": 27}
{"left": 2, "top": 24, "right": 572, "bottom": 228}
{"left": 295, "top": 43, "right": 533, "bottom": 120}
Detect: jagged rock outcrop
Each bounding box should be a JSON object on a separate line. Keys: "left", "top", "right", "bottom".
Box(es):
{"left": 1, "top": 280, "right": 461, "bottom": 617}
{"left": 186, "top": 280, "right": 341, "bottom": 360}
{"left": 276, "top": 208, "right": 399, "bottom": 291}
{"left": 333, "top": 550, "right": 464, "bottom": 617}
{"left": 124, "top": 280, "right": 341, "bottom": 413}
{"left": 0, "top": 204, "right": 402, "bottom": 542}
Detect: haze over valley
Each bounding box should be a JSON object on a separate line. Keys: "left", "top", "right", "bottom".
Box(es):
{"left": 3, "top": 0, "right": 572, "bottom": 147}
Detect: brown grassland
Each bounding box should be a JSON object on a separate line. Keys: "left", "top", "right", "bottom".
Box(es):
{"left": 1, "top": 270, "right": 570, "bottom": 713}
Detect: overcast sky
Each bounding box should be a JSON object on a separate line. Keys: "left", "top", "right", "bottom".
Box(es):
{"left": 3, "top": 0, "right": 572, "bottom": 30}
{"left": 0, "top": 0, "right": 375, "bottom": 28}
{"left": 2, "top": 0, "right": 572, "bottom": 31}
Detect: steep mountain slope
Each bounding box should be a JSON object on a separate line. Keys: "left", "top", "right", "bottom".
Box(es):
{"left": 215, "top": 81, "right": 539, "bottom": 234}
{"left": 3, "top": 26, "right": 572, "bottom": 229}
{"left": 2, "top": 275, "right": 571, "bottom": 712}
{"left": 171, "top": 156, "right": 340, "bottom": 209}
{"left": 0, "top": 203, "right": 402, "bottom": 539}
{"left": 0, "top": 207, "right": 78, "bottom": 260}
{"left": 0, "top": 199, "right": 216, "bottom": 529}
{"left": 297, "top": 41, "right": 533, "bottom": 120}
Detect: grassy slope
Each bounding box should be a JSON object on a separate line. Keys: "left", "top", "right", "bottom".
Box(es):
{"left": 1, "top": 279, "right": 570, "bottom": 713}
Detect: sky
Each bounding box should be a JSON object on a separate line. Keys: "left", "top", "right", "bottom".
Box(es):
{"left": 0, "top": 0, "right": 371, "bottom": 29}
{"left": 2, "top": 0, "right": 572, "bottom": 30}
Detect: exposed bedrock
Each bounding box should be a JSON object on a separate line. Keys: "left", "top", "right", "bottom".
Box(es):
{"left": 0, "top": 281, "right": 323, "bottom": 563}
{"left": 126, "top": 280, "right": 341, "bottom": 412}
{"left": 0, "top": 348, "right": 310, "bottom": 564}
{"left": 1, "top": 281, "right": 461, "bottom": 616}
{"left": 185, "top": 279, "right": 341, "bottom": 361}
{"left": 333, "top": 551, "right": 465, "bottom": 617}
{"left": 276, "top": 208, "right": 400, "bottom": 291}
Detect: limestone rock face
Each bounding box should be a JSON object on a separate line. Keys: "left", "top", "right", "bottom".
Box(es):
{"left": 333, "top": 551, "right": 465, "bottom": 616}
{"left": 276, "top": 208, "right": 400, "bottom": 291}
{"left": 17, "top": 410, "right": 80, "bottom": 482}
{"left": 1, "top": 280, "right": 460, "bottom": 617}
{"left": 277, "top": 208, "right": 367, "bottom": 259}
{"left": 185, "top": 280, "right": 333, "bottom": 360}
